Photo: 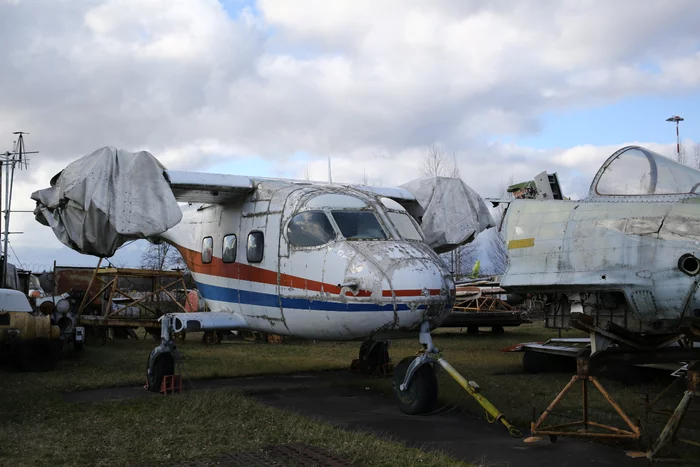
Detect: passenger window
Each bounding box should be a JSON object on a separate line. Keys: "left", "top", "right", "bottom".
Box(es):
{"left": 247, "top": 231, "right": 264, "bottom": 263}
{"left": 222, "top": 234, "right": 237, "bottom": 263}
{"left": 201, "top": 237, "right": 213, "bottom": 264}
{"left": 287, "top": 211, "right": 336, "bottom": 247}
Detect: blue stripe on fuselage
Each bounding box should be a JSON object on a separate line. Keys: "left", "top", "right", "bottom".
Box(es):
{"left": 196, "top": 282, "right": 414, "bottom": 312}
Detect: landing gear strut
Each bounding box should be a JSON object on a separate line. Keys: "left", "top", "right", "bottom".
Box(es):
{"left": 357, "top": 340, "right": 391, "bottom": 375}
{"left": 146, "top": 315, "right": 178, "bottom": 393}
{"left": 394, "top": 322, "right": 522, "bottom": 436}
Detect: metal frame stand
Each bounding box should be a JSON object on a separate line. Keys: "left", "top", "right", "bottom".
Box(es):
{"left": 628, "top": 362, "right": 700, "bottom": 463}
{"left": 77, "top": 259, "right": 189, "bottom": 335}
{"left": 528, "top": 358, "right": 641, "bottom": 442}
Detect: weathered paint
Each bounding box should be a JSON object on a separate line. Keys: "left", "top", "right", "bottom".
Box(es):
{"left": 161, "top": 180, "right": 454, "bottom": 341}
{"left": 501, "top": 146, "right": 700, "bottom": 336}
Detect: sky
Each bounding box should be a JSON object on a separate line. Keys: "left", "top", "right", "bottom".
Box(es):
{"left": 0, "top": 0, "right": 699, "bottom": 272}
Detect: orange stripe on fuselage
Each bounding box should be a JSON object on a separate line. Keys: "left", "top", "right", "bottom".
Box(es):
{"left": 175, "top": 245, "right": 441, "bottom": 299}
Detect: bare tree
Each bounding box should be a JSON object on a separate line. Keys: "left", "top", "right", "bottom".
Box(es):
{"left": 679, "top": 144, "right": 688, "bottom": 165}
{"left": 421, "top": 145, "right": 460, "bottom": 178}
{"left": 362, "top": 168, "right": 369, "bottom": 185}
{"left": 141, "top": 242, "right": 187, "bottom": 271}
{"left": 484, "top": 177, "right": 512, "bottom": 275}
{"left": 693, "top": 143, "right": 700, "bottom": 170}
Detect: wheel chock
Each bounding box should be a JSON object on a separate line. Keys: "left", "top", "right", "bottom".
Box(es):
{"left": 160, "top": 374, "right": 183, "bottom": 395}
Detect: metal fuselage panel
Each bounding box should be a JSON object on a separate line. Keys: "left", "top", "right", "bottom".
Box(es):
{"left": 501, "top": 198, "right": 700, "bottom": 331}
{"left": 161, "top": 181, "right": 455, "bottom": 340}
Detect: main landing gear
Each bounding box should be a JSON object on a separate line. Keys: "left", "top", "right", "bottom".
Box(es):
{"left": 146, "top": 315, "right": 178, "bottom": 392}
{"left": 354, "top": 340, "right": 392, "bottom": 376}
{"left": 393, "top": 322, "right": 522, "bottom": 437}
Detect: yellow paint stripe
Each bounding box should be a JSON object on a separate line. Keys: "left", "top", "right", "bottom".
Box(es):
{"left": 508, "top": 237, "right": 535, "bottom": 249}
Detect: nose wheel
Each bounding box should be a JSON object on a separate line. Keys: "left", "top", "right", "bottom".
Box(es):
{"left": 393, "top": 356, "right": 438, "bottom": 414}
{"left": 394, "top": 322, "right": 522, "bottom": 437}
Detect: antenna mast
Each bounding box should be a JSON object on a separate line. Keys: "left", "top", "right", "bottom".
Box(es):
{"left": 1, "top": 132, "right": 37, "bottom": 287}
{"left": 328, "top": 157, "right": 332, "bottom": 184}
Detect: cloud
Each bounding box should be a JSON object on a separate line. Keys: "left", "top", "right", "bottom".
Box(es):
{"left": 0, "top": 0, "right": 699, "bottom": 267}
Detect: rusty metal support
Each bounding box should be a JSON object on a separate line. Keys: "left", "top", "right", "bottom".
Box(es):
{"left": 77, "top": 265, "right": 189, "bottom": 338}
{"left": 77, "top": 258, "right": 102, "bottom": 313}
{"left": 629, "top": 363, "right": 700, "bottom": 462}
{"left": 529, "top": 358, "right": 641, "bottom": 441}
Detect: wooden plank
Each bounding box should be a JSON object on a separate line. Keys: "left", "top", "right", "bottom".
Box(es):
{"left": 95, "top": 268, "right": 184, "bottom": 278}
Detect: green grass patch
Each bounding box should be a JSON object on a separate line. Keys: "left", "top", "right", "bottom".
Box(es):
{"left": 0, "top": 324, "right": 697, "bottom": 466}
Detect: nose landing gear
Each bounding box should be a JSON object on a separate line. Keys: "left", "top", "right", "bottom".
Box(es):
{"left": 393, "top": 322, "right": 522, "bottom": 437}
{"left": 393, "top": 355, "right": 438, "bottom": 414}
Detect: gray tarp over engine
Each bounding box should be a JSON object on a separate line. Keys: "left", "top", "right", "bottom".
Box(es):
{"left": 30, "top": 147, "right": 182, "bottom": 257}
{"left": 400, "top": 177, "right": 495, "bottom": 253}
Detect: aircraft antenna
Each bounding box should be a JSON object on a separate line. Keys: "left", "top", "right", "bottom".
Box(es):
{"left": 1, "top": 132, "right": 38, "bottom": 287}
{"left": 328, "top": 157, "right": 332, "bottom": 184}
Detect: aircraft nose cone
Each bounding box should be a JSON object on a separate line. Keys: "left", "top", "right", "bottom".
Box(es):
{"left": 338, "top": 242, "right": 454, "bottom": 330}
{"left": 388, "top": 256, "right": 454, "bottom": 329}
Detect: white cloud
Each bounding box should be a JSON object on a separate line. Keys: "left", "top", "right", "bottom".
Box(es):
{"left": 0, "top": 0, "right": 699, "bottom": 267}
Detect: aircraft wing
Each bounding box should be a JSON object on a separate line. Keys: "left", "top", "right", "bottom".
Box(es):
{"left": 164, "top": 170, "right": 255, "bottom": 203}
{"left": 348, "top": 185, "right": 417, "bottom": 203}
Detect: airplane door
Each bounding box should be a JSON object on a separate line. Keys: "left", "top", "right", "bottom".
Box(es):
{"left": 239, "top": 201, "right": 284, "bottom": 327}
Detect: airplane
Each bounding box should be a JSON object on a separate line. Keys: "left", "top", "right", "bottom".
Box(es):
{"left": 31, "top": 146, "right": 496, "bottom": 417}
{"left": 497, "top": 145, "right": 700, "bottom": 358}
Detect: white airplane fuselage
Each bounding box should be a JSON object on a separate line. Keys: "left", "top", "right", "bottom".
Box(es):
{"left": 160, "top": 179, "right": 456, "bottom": 340}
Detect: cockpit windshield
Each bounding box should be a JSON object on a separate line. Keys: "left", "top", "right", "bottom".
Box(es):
{"left": 331, "top": 211, "right": 387, "bottom": 240}
{"left": 387, "top": 212, "right": 423, "bottom": 241}
{"left": 287, "top": 211, "right": 336, "bottom": 247}
{"left": 593, "top": 146, "right": 700, "bottom": 196}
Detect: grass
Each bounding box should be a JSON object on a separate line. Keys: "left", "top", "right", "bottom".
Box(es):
{"left": 0, "top": 334, "right": 467, "bottom": 467}
{"left": 0, "top": 324, "right": 697, "bottom": 466}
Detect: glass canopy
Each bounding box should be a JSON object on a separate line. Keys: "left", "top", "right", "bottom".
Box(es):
{"left": 592, "top": 146, "right": 700, "bottom": 196}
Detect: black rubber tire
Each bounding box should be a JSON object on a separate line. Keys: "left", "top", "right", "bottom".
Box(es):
{"left": 393, "top": 356, "right": 438, "bottom": 415}
{"left": 202, "top": 331, "right": 223, "bottom": 345}
{"left": 359, "top": 341, "right": 389, "bottom": 375}
{"left": 147, "top": 353, "right": 175, "bottom": 393}
{"left": 522, "top": 351, "right": 576, "bottom": 373}
{"left": 491, "top": 325, "right": 505, "bottom": 334}
{"left": 73, "top": 340, "right": 84, "bottom": 352}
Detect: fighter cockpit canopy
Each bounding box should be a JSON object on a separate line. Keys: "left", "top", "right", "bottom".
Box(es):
{"left": 591, "top": 146, "right": 700, "bottom": 197}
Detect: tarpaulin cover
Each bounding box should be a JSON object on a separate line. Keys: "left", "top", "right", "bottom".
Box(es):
{"left": 400, "top": 177, "right": 495, "bottom": 254}
{"left": 31, "top": 147, "right": 182, "bottom": 257}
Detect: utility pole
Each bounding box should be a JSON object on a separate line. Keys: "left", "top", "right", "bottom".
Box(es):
{"left": 666, "top": 115, "right": 684, "bottom": 162}
{"left": 1, "top": 132, "right": 36, "bottom": 288}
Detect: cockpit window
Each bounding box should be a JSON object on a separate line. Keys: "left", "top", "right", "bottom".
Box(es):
{"left": 594, "top": 146, "right": 700, "bottom": 196}
{"left": 287, "top": 211, "right": 336, "bottom": 247}
{"left": 387, "top": 212, "right": 423, "bottom": 241}
{"left": 331, "top": 211, "right": 387, "bottom": 240}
